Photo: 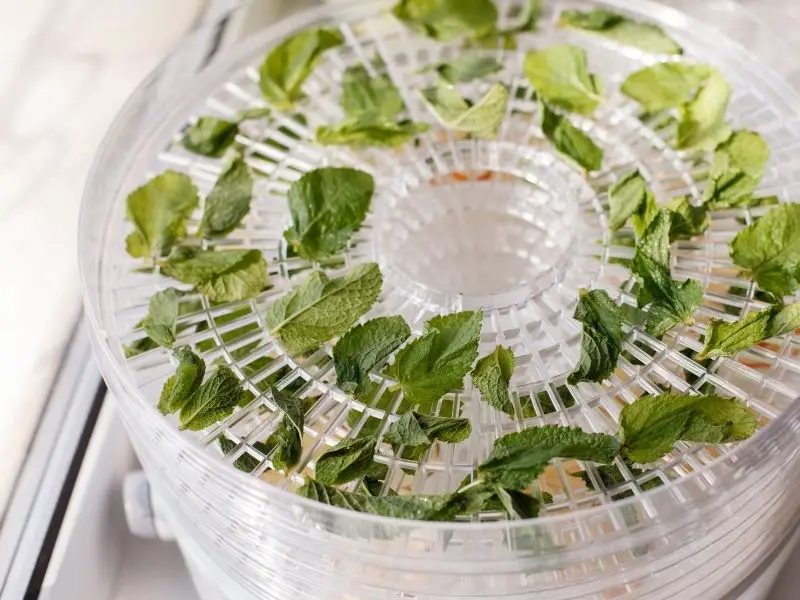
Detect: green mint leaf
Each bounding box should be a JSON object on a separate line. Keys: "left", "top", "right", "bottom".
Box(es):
{"left": 266, "top": 263, "right": 383, "bottom": 354}
{"left": 142, "top": 288, "right": 183, "bottom": 348}
{"left": 181, "top": 117, "right": 239, "bottom": 158}
{"left": 125, "top": 171, "right": 199, "bottom": 260}
{"left": 632, "top": 211, "right": 703, "bottom": 337}
{"left": 767, "top": 303, "right": 800, "bottom": 337}
{"left": 391, "top": 0, "right": 498, "bottom": 42}
{"left": 676, "top": 72, "right": 732, "bottom": 151}
{"left": 198, "top": 156, "right": 253, "bottom": 238}
{"left": 468, "top": 0, "right": 542, "bottom": 49}
{"left": 479, "top": 425, "right": 620, "bottom": 489}
{"left": 268, "top": 386, "right": 305, "bottom": 471}
{"left": 161, "top": 247, "right": 268, "bottom": 303}
{"left": 158, "top": 347, "right": 205, "bottom": 415}
{"left": 558, "top": 9, "right": 682, "bottom": 55}
{"left": 578, "top": 457, "right": 661, "bottom": 493}
{"left": 258, "top": 28, "right": 344, "bottom": 109}
{"left": 284, "top": 167, "right": 374, "bottom": 261}
{"left": 703, "top": 130, "right": 770, "bottom": 210}
{"left": 492, "top": 486, "right": 540, "bottom": 519}
{"left": 631, "top": 189, "right": 658, "bottom": 238}
{"left": 315, "top": 436, "right": 377, "bottom": 485}
{"left": 433, "top": 55, "right": 503, "bottom": 84}
{"left": 420, "top": 82, "right": 509, "bottom": 137}
{"left": 540, "top": 103, "right": 603, "bottom": 172}
{"left": 523, "top": 44, "right": 603, "bottom": 115}
{"left": 665, "top": 196, "right": 709, "bottom": 240}
{"left": 179, "top": 365, "right": 243, "bottom": 430}
{"left": 333, "top": 316, "right": 411, "bottom": 397}
{"left": 698, "top": 303, "right": 800, "bottom": 359}
{"left": 608, "top": 170, "right": 652, "bottom": 231}
{"left": 316, "top": 119, "right": 429, "bottom": 148}
{"left": 471, "top": 345, "right": 515, "bottom": 416}
{"left": 384, "top": 411, "right": 471, "bottom": 453}
{"left": 730, "top": 204, "right": 800, "bottom": 297}
{"left": 568, "top": 289, "right": 624, "bottom": 385}
{"left": 620, "top": 393, "right": 756, "bottom": 463}
{"left": 218, "top": 438, "right": 271, "bottom": 473}
{"left": 385, "top": 310, "right": 482, "bottom": 409}
{"left": 340, "top": 65, "right": 404, "bottom": 120}
{"left": 298, "top": 479, "right": 487, "bottom": 521}
{"left": 621, "top": 63, "right": 713, "bottom": 113}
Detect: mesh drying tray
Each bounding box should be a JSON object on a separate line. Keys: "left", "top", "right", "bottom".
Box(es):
{"left": 80, "top": 0, "right": 800, "bottom": 598}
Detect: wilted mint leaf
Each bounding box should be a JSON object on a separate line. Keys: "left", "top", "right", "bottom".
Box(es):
{"left": 269, "top": 386, "right": 305, "bottom": 471}
{"left": 620, "top": 393, "right": 756, "bottom": 463}
{"left": 568, "top": 289, "right": 624, "bottom": 385}
{"left": 161, "top": 247, "right": 268, "bottom": 303}
{"left": 386, "top": 311, "right": 482, "bottom": 409}
{"left": 471, "top": 345, "right": 515, "bottom": 416}
{"left": 141, "top": 288, "right": 184, "bottom": 348}
{"left": 266, "top": 263, "right": 383, "bottom": 354}
{"left": 198, "top": 156, "right": 253, "bottom": 238}
{"left": 665, "top": 196, "right": 709, "bottom": 240}
{"left": 698, "top": 303, "right": 800, "bottom": 359}
{"left": 421, "top": 82, "right": 509, "bottom": 137}
{"left": 433, "top": 55, "right": 503, "bottom": 84}
{"left": 384, "top": 411, "right": 471, "bottom": 454}
{"left": 333, "top": 316, "right": 410, "bottom": 397}
{"left": 730, "top": 204, "right": 800, "bottom": 297}
{"left": 523, "top": 44, "right": 603, "bottom": 115}
{"left": 391, "top": 0, "right": 498, "bottom": 42}
{"left": 470, "top": 0, "right": 542, "bottom": 49}
{"left": 621, "top": 63, "right": 713, "bottom": 113}
{"left": 158, "top": 347, "right": 205, "bottom": 415}
{"left": 125, "top": 171, "right": 199, "bottom": 260}
{"left": 284, "top": 167, "right": 374, "bottom": 261}
{"left": 540, "top": 103, "right": 603, "bottom": 172}
{"left": 258, "top": 28, "right": 344, "bottom": 109}
{"left": 558, "top": 9, "right": 682, "bottom": 55}
{"left": 676, "top": 72, "right": 732, "bottom": 151}
{"left": 181, "top": 117, "right": 239, "bottom": 158}
{"left": 316, "top": 120, "right": 428, "bottom": 148}
{"left": 479, "top": 425, "right": 620, "bottom": 489}
{"left": 315, "top": 436, "right": 378, "bottom": 485}
{"left": 703, "top": 130, "right": 770, "bottom": 210}
{"left": 179, "top": 365, "right": 243, "bottom": 430}
{"left": 608, "top": 169, "right": 654, "bottom": 232}
{"left": 341, "top": 65, "right": 404, "bottom": 120}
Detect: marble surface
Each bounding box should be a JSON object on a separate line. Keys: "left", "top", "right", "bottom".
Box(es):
{"left": 0, "top": 0, "right": 205, "bottom": 517}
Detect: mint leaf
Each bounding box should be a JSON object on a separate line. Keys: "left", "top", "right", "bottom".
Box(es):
{"left": 621, "top": 63, "right": 713, "bottom": 113}
{"left": 492, "top": 486, "right": 540, "bottom": 519}
{"left": 558, "top": 9, "right": 682, "bottom": 55}
{"left": 179, "top": 365, "right": 243, "bottom": 430}
{"left": 198, "top": 156, "right": 253, "bottom": 238}
{"left": 384, "top": 411, "right": 471, "bottom": 454}
{"left": 181, "top": 117, "right": 239, "bottom": 158}
{"left": 676, "top": 72, "right": 732, "bottom": 151}
{"left": 698, "top": 303, "right": 800, "bottom": 359}
{"left": 568, "top": 289, "right": 624, "bottom": 385}
{"left": 730, "top": 204, "right": 800, "bottom": 297}
{"left": 218, "top": 438, "right": 273, "bottom": 473}
{"left": 433, "top": 55, "right": 503, "bottom": 84}
{"left": 266, "top": 263, "right": 382, "bottom": 354}
{"left": 703, "top": 130, "right": 770, "bottom": 210}
{"left": 620, "top": 393, "right": 756, "bottom": 463}
{"left": 540, "top": 103, "right": 603, "bottom": 172}
{"left": 269, "top": 386, "right": 305, "bottom": 471}
{"left": 665, "top": 195, "right": 709, "bottom": 240}
{"left": 284, "top": 167, "right": 374, "bottom": 261}
{"left": 608, "top": 170, "right": 652, "bottom": 231}
{"left": 258, "top": 28, "right": 344, "bottom": 109}
{"left": 385, "top": 310, "right": 482, "bottom": 409}
{"left": 125, "top": 171, "right": 198, "bottom": 259}
{"left": 161, "top": 247, "right": 268, "bottom": 303}
{"left": 523, "top": 44, "right": 603, "bottom": 115}
{"left": 391, "top": 0, "right": 498, "bottom": 42}
{"left": 316, "top": 119, "right": 428, "bottom": 148}
{"left": 470, "top": 0, "right": 542, "bottom": 49}
{"left": 333, "top": 316, "right": 411, "bottom": 397}
{"left": 141, "top": 288, "right": 183, "bottom": 348}
{"left": 340, "top": 65, "right": 404, "bottom": 120}
{"left": 471, "top": 345, "right": 515, "bottom": 416}
{"left": 632, "top": 210, "right": 703, "bottom": 336}
{"left": 631, "top": 189, "right": 658, "bottom": 238}
{"left": 315, "top": 436, "right": 378, "bottom": 485}
{"left": 158, "top": 347, "right": 205, "bottom": 414}
{"left": 479, "top": 425, "right": 620, "bottom": 489}
{"left": 420, "top": 82, "right": 509, "bottom": 137}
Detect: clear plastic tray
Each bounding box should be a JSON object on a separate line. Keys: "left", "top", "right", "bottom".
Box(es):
{"left": 79, "top": 0, "right": 800, "bottom": 597}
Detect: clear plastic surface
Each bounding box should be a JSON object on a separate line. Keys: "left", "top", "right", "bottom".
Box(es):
{"left": 79, "top": 0, "right": 800, "bottom": 597}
